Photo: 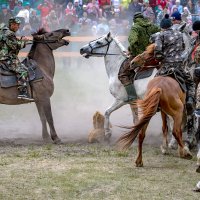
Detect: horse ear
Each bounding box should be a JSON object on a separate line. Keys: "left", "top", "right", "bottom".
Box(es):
{"left": 107, "top": 32, "right": 111, "bottom": 39}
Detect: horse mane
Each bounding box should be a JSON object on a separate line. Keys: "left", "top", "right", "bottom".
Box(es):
{"left": 145, "top": 43, "right": 155, "bottom": 55}
{"left": 28, "top": 28, "right": 48, "bottom": 58}
{"left": 33, "top": 28, "right": 48, "bottom": 36}
{"left": 113, "top": 37, "right": 128, "bottom": 57}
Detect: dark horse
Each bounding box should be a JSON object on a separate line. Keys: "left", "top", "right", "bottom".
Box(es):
{"left": 0, "top": 28, "right": 70, "bottom": 143}
{"left": 117, "top": 45, "right": 192, "bottom": 167}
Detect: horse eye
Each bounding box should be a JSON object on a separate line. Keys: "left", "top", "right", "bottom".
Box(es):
{"left": 97, "top": 41, "right": 102, "bottom": 45}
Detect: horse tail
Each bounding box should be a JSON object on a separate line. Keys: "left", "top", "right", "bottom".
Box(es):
{"left": 117, "top": 88, "right": 162, "bottom": 150}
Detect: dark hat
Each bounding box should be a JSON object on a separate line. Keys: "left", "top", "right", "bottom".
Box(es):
{"left": 133, "top": 12, "right": 144, "bottom": 20}
{"left": 171, "top": 11, "right": 181, "bottom": 21}
{"left": 160, "top": 14, "right": 172, "bottom": 29}
{"left": 193, "top": 20, "right": 200, "bottom": 31}
{"left": 9, "top": 17, "right": 21, "bottom": 24}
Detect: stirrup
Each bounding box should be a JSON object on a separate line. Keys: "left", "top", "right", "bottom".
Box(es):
{"left": 18, "top": 94, "right": 34, "bottom": 101}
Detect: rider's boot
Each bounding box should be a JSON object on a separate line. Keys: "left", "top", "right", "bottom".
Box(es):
{"left": 186, "top": 96, "right": 195, "bottom": 115}
{"left": 124, "top": 84, "right": 137, "bottom": 102}
{"left": 185, "top": 73, "right": 196, "bottom": 115}
{"left": 17, "top": 71, "right": 34, "bottom": 101}
{"left": 185, "top": 114, "right": 197, "bottom": 149}
{"left": 18, "top": 85, "right": 34, "bottom": 101}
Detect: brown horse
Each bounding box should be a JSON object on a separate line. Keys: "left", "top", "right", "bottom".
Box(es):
{"left": 117, "top": 44, "right": 192, "bottom": 167}
{"left": 0, "top": 28, "right": 70, "bottom": 143}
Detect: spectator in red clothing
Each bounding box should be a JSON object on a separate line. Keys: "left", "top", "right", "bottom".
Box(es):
{"left": 98, "top": 0, "right": 111, "bottom": 18}
{"left": 157, "top": 0, "right": 167, "bottom": 9}
{"left": 37, "top": 0, "right": 53, "bottom": 18}
{"left": 64, "top": 1, "right": 77, "bottom": 28}
{"left": 65, "top": 1, "right": 76, "bottom": 16}
{"left": 149, "top": 0, "right": 157, "bottom": 12}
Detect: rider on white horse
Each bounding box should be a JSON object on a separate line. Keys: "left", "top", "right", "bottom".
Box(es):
{"left": 118, "top": 12, "right": 160, "bottom": 102}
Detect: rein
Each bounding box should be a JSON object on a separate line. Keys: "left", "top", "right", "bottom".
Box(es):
{"left": 27, "top": 39, "right": 60, "bottom": 58}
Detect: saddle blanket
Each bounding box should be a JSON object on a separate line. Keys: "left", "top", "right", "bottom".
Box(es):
{"left": 0, "top": 58, "right": 43, "bottom": 88}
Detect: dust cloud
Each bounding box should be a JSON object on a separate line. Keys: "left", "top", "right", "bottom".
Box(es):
{"left": 0, "top": 54, "right": 163, "bottom": 145}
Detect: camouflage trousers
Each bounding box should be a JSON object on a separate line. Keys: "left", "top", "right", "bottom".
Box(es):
{"left": 157, "top": 63, "right": 195, "bottom": 99}
{"left": 118, "top": 57, "right": 135, "bottom": 86}
{"left": 196, "top": 84, "right": 200, "bottom": 109}
{"left": 6, "top": 59, "right": 28, "bottom": 87}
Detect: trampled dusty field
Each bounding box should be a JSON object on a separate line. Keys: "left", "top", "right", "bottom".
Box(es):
{"left": 0, "top": 141, "right": 199, "bottom": 200}
{"left": 0, "top": 55, "right": 199, "bottom": 199}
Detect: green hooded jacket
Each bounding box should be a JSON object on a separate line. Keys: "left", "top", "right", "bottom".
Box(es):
{"left": 128, "top": 18, "right": 160, "bottom": 57}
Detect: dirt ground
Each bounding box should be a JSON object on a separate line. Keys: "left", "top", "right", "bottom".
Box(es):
{"left": 1, "top": 57, "right": 200, "bottom": 200}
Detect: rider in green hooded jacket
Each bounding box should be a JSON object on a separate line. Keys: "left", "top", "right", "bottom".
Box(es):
{"left": 118, "top": 12, "right": 160, "bottom": 102}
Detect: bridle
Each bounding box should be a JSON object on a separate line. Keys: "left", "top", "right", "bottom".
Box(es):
{"left": 88, "top": 36, "right": 122, "bottom": 56}
{"left": 27, "top": 37, "right": 68, "bottom": 58}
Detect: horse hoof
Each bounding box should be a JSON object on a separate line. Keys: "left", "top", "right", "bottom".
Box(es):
{"left": 193, "top": 187, "right": 200, "bottom": 192}
{"left": 168, "top": 142, "right": 177, "bottom": 150}
{"left": 53, "top": 138, "right": 62, "bottom": 144}
{"left": 160, "top": 145, "right": 168, "bottom": 155}
{"left": 43, "top": 137, "right": 53, "bottom": 143}
{"left": 104, "top": 133, "right": 111, "bottom": 142}
{"left": 135, "top": 162, "right": 143, "bottom": 167}
{"left": 196, "top": 165, "right": 200, "bottom": 173}
{"left": 184, "top": 154, "right": 193, "bottom": 160}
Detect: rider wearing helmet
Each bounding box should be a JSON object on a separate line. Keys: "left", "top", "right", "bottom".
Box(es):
{"left": 0, "top": 17, "right": 33, "bottom": 101}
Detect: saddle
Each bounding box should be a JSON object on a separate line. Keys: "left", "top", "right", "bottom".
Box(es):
{"left": 134, "top": 58, "right": 160, "bottom": 80}
{"left": 0, "top": 58, "right": 43, "bottom": 88}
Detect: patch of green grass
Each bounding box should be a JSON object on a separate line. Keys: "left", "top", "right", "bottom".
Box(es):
{"left": 0, "top": 143, "right": 199, "bottom": 200}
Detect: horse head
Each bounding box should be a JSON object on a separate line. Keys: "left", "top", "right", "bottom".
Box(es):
{"left": 31, "top": 28, "right": 71, "bottom": 50}
{"left": 80, "top": 32, "right": 114, "bottom": 58}
{"left": 131, "top": 44, "right": 158, "bottom": 67}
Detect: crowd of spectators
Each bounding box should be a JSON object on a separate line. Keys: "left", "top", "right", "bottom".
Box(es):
{"left": 0, "top": 0, "right": 199, "bottom": 36}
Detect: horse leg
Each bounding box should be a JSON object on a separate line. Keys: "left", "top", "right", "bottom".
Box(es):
{"left": 169, "top": 111, "right": 187, "bottom": 149}
{"left": 35, "top": 101, "right": 51, "bottom": 142}
{"left": 135, "top": 124, "right": 148, "bottom": 167}
{"left": 36, "top": 99, "right": 61, "bottom": 143}
{"left": 160, "top": 111, "right": 169, "bottom": 155}
{"left": 130, "top": 105, "right": 138, "bottom": 125}
{"left": 104, "top": 99, "right": 126, "bottom": 141}
{"left": 168, "top": 115, "right": 177, "bottom": 149}
{"left": 172, "top": 114, "right": 192, "bottom": 159}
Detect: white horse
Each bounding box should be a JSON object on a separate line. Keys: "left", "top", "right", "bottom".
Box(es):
{"left": 80, "top": 32, "right": 158, "bottom": 140}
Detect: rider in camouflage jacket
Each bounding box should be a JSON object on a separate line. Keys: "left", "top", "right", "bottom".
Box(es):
{"left": 118, "top": 12, "right": 160, "bottom": 102}
{"left": 0, "top": 17, "right": 33, "bottom": 100}
{"left": 155, "top": 14, "right": 195, "bottom": 117}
